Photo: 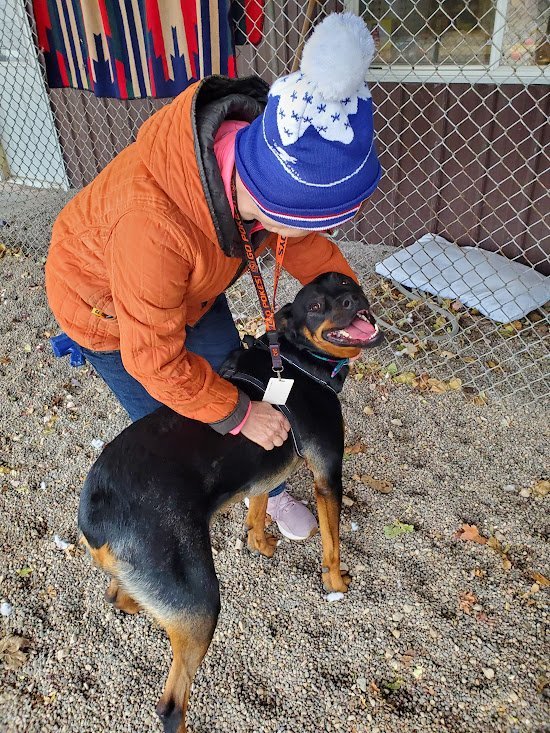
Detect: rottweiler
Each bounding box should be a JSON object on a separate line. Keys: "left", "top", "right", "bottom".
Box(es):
{"left": 78, "top": 271, "right": 382, "bottom": 733}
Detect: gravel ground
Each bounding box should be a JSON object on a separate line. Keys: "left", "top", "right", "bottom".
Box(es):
{"left": 0, "top": 252, "right": 548, "bottom": 733}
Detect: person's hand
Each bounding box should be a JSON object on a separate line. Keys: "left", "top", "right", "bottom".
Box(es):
{"left": 240, "top": 401, "right": 290, "bottom": 450}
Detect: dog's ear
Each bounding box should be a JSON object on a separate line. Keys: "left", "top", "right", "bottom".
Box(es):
{"left": 275, "top": 304, "right": 296, "bottom": 339}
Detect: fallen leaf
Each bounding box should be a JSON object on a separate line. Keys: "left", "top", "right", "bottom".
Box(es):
{"left": 393, "top": 371, "right": 417, "bottom": 386}
{"left": 345, "top": 442, "right": 366, "bottom": 455}
{"left": 397, "top": 343, "right": 419, "bottom": 359}
{"left": 23, "top": 344, "right": 32, "bottom": 353}
{"left": 16, "top": 566, "right": 32, "bottom": 578}
{"left": 412, "top": 665, "right": 424, "bottom": 679}
{"left": 472, "top": 391, "right": 488, "bottom": 406}
{"left": 0, "top": 635, "right": 30, "bottom": 670}
{"left": 532, "top": 480, "right": 549, "bottom": 498}
{"left": 459, "top": 591, "right": 478, "bottom": 614}
{"left": 451, "top": 300, "right": 463, "bottom": 311}
{"left": 439, "top": 351, "right": 456, "bottom": 359}
{"left": 433, "top": 315, "right": 448, "bottom": 331}
{"left": 448, "top": 377, "right": 462, "bottom": 390}
{"left": 385, "top": 363, "right": 398, "bottom": 376}
{"left": 362, "top": 475, "right": 394, "bottom": 494}
{"left": 384, "top": 520, "right": 414, "bottom": 538}
{"left": 428, "top": 378, "right": 449, "bottom": 394}
{"left": 455, "top": 524, "right": 487, "bottom": 544}
{"left": 530, "top": 571, "right": 550, "bottom": 587}
{"left": 383, "top": 678, "right": 404, "bottom": 692}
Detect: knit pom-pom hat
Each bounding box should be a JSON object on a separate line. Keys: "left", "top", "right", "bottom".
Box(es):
{"left": 235, "top": 13, "right": 382, "bottom": 231}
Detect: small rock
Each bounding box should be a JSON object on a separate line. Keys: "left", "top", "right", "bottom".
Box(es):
{"left": 53, "top": 535, "right": 71, "bottom": 551}
{"left": 390, "top": 418, "right": 403, "bottom": 426}
{"left": 0, "top": 602, "right": 13, "bottom": 617}
{"left": 392, "top": 612, "right": 404, "bottom": 623}
{"left": 363, "top": 406, "right": 374, "bottom": 415}
{"left": 502, "top": 484, "right": 516, "bottom": 492}
{"left": 326, "top": 592, "right": 345, "bottom": 602}
{"left": 403, "top": 604, "right": 414, "bottom": 614}
{"left": 391, "top": 629, "right": 401, "bottom": 639}
{"left": 342, "top": 495, "right": 354, "bottom": 507}
{"left": 354, "top": 564, "right": 366, "bottom": 573}
{"left": 351, "top": 521, "right": 359, "bottom": 532}
{"left": 519, "top": 487, "right": 531, "bottom": 498}
{"left": 387, "top": 431, "right": 394, "bottom": 439}
{"left": 483, "top": 668, "right": 495, "bottom": 679}
{"left": 357, "top": 677, "right": 367, "bottom": 693}
{"left": 91, "top": 438, "right": 105, "bottom": 451}
{"left": 234, "top": 539, "right": 244, "bottom": 551}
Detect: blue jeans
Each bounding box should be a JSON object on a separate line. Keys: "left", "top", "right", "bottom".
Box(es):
{"left": 80, "top": 294, "right": 284, "bottom": 498}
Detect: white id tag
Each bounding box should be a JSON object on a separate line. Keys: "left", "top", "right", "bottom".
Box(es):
{"left": 262, "top": 377, "right": 294, "bottom": 405}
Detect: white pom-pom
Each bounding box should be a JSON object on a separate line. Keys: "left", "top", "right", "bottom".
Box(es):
{"left": 300, "top": 13, "right": 375, "bottom": 102}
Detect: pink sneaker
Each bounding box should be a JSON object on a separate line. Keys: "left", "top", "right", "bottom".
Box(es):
{"left": 267, "top": 490, "right": 318, "bottom": 541}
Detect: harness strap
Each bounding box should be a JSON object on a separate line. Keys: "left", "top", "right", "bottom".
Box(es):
{"left": 245, "top": 337, "right": 340, "bottom": 394}
{"left": 229, "top": 371, "right": 305, "bottom": 458}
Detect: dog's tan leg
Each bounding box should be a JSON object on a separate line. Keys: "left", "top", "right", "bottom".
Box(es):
{"left": 245, "top": 494, "right": 278, "bottom": 557}
{"left": 104, "top": 578, "right": 141, "bottom": 614}
{"left": 315, "top": 482, "right": 351, "bottom": 594}
{"left": 156, "top": 615, "right": 217, "bottom": 733}
{"left": 85, "top": 541, "right": 141, "bottom": 614}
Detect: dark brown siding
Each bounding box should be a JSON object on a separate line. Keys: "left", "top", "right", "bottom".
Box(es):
{"left": 45, "top": 72, "right": 549, "bottom": 273}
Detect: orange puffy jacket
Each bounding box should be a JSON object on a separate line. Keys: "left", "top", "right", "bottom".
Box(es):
{"left": 45, "top": 77, "right": 357, "bottom": 433}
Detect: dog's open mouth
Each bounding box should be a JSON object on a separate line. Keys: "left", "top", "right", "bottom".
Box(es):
{"left": 323, "top": 309, "right": 381, "bottom": 347}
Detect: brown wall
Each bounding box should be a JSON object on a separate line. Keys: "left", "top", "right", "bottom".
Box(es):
{"left": 44, "top": 14, "right": 549, "bottom": 274}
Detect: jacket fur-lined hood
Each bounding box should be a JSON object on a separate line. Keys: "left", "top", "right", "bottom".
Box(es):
{"left": 136, "top": 76, "right": 268, "bottom": 257}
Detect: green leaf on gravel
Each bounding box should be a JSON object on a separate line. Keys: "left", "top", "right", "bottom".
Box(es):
{"left": 383, "top": 677, "right": 404, "bottom": 691}
{"left": 384, "top": 521, "right": 415, "bottom": 539}
{"left": 16, "top": 567, "right": 32, "bottom": 578}
{"left": 385, "top": 362, "right": 398, "bottom": 376}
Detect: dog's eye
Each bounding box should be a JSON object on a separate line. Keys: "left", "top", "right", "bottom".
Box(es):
{"left": 308, "top": 302, "right": 322, "bottom": 312}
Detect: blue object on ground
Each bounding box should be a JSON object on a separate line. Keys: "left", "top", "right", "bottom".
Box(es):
{"left": 50, "top": 333, "right": 86, "bottom": 367}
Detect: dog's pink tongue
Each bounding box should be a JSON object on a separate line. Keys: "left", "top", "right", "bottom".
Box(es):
{"left": 345, "top": 316, "right": 376, "bottom": 340}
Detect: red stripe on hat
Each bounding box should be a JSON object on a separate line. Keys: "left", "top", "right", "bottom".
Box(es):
{"left": 246, "top": 188, "right": 360, "bottom": 224}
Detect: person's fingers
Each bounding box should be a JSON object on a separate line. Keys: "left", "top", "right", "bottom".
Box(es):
{"left": 272, "top": 433, "right": 285, "bottom": 447}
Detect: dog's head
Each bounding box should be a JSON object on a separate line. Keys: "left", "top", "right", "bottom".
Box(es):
{"left": 277, "top": 272, "right": 382, "bottom": 358}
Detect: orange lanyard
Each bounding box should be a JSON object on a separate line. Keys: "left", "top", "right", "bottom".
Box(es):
{"left": 231, "top": 173, "right": 287, "bottom": 373}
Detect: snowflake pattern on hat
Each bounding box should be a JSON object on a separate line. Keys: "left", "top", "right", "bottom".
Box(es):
{"left": 270, "top": 71, "right": 372, "bottom": 147}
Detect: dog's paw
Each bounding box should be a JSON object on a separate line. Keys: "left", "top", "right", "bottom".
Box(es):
{"left": 247, "top": 531, "right": 278, "bottom": 558}
{"left": 322, "top": 566, "right": 352, "bottom": 593}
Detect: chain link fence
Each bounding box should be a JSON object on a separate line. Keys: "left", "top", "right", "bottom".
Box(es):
{"left": 0, "top": 0, "right": 548, "bottom": 404}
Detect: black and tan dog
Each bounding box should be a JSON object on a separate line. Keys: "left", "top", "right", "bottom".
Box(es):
{"left": 78, "top": 272, "right": 382, "bottom": 732}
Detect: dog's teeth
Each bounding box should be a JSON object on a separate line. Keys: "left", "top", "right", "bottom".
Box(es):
{"left": 339, "top": 330, "right": 351, "bottom": 337}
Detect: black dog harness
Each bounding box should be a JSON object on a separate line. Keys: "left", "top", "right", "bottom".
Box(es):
{"left": 228, "top": 370, "right": 305, "bottom": 458}
{"left": 224, "top": 337, "right": 347, "bottom": 459}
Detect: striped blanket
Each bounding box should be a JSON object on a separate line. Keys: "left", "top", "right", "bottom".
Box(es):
{"left": 32, "top": 0, "right": 237, "bottom": 99}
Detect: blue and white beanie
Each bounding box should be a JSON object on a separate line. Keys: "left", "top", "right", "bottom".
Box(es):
{"left": 235, "top": 13, "right": 382, "bottom": 231}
